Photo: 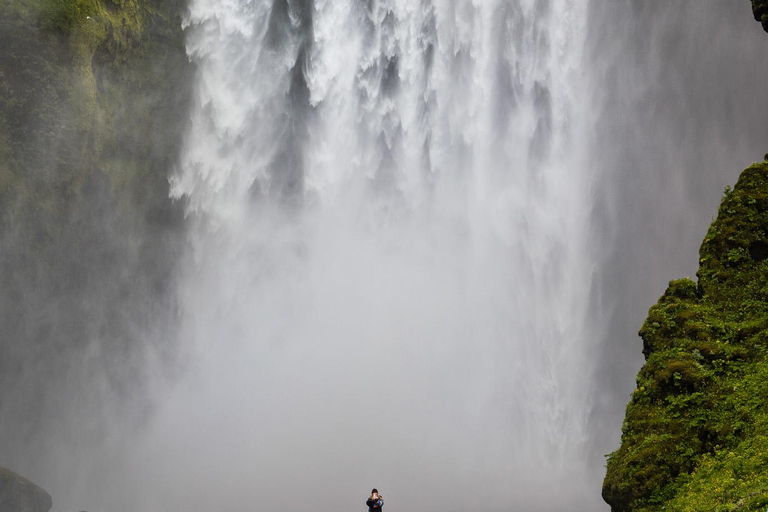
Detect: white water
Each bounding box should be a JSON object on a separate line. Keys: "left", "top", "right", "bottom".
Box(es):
{"left": 6, "top": 3, "right": 768, "bottom": 512}
{"left": 157, "top": 0, "right": 598, "bottom": 510}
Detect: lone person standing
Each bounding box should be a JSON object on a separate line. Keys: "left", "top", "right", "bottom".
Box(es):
{"left": 366, "top": 488, "right": 383, "bottom": 512}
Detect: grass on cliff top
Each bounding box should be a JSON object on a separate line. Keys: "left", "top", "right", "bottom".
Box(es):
{"left": 603, "top": 160, "right": 768, "bottom": 512}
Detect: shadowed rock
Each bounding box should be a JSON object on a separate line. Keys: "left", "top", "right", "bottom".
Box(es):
{"left": 0, "top": 466, "right": 52, "bottom": 512}
{"left": 753, "top": 0, "right": 768, "bottom": 32}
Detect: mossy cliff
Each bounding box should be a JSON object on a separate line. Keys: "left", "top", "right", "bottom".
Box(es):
{"left": 603, "top": 160, "right": 768, "bottom": 511}
{"left": 0, "top": 0, "right": 190, "bottom": 445}
{"left": 0, "top": 0, "right": 190, "bottom": 202}
{"left": 603, "top": 8, "right": 768, "bottom": 511}
{"left": 0, "top": 0, "right": 191, "bottom": 209}
{"left": 752, "top": 0, "right": 768, "bottom": 32}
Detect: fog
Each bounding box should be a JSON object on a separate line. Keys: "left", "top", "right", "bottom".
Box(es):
{"left": 1, "top": 2, "right": 768, "bottom": 512}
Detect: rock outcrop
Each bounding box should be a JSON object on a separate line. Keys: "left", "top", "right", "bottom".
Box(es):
{"left": 603, "top": 8, "right": 768, "bottom": 510}
{"left": 753, "top": 0, "right": 768, "bottom": 32}
{"left": 603, "top": 161, "right": 768, "bottom": 511}
{"left": 0, "top": 466, "right": 52, "bottom": 512}
{"left": 0, "top": 0, "right": 190, "bottom": 454}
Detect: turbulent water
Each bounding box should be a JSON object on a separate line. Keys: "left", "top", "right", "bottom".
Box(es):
{"left": 162, "top": 0, "right": 598, "bottom": 510}
{"left": 3, "top": 2, "right": 768, "bottom": 512}
{"left": 121, "top": 2, "right": 768, "bottom": 512}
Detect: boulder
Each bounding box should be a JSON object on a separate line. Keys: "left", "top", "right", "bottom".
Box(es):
{"left": 0, "top": 466, "right": 52, "bottom": 512}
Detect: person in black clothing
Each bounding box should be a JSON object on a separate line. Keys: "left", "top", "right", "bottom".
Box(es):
{"left": 366, "top": 488, "right": 383, "bottom": 512}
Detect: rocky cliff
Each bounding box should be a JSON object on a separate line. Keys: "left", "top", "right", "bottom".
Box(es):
{"left": 603, "top": 160, "right": 768, "bottom": 511}
{"left": 602, "top": 7, "right": 768, "bottom": 510}
{"left": 0, "top": 466, "right": 52, "bottom": 512}
{"left": 0, "top": 0, "right": 190, "bottom": 457}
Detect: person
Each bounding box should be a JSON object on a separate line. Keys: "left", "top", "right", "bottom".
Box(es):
{"left": 366, "top": 488, "right": 383, "bottom": 512}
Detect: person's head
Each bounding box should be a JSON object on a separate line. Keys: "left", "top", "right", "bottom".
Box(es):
{"left": 371, "top": 488, "right": 379, "bottom": 498}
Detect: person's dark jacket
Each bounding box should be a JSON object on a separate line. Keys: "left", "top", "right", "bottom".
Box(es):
{"left": 366, "top": 496, "right": 383, "bottom": 512}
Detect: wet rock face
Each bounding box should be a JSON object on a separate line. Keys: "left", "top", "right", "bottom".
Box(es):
{"left": 0, "top": 466, "right": 52, "bottom": 512}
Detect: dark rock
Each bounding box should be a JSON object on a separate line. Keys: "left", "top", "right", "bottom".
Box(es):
{"left": 752, "top": 0, "right": 768, "bottom": 32}
{"left": 0, "top": 466, "right": 52, "bottom": 512}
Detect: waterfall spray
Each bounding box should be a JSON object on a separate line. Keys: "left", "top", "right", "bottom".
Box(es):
{"left": 163, "top": 0, "right": 599, "bottom": 510}
{"left": 5, "top": 3, "right": 768, "bottom": 512}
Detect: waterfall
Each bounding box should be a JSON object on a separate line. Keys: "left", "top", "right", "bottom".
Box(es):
{"left": 5, "top": 2, "right": 768, "bottom": 511}
{"left": 164, "top": 0, "right": 599, "bottom": 510}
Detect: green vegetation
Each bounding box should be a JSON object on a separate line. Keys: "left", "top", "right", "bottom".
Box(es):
{"left": 0, "top": 0, "right": 190, "bottom": 425}
{"left": 0, "top": 0, "right": 190, "bottom": 214}
{"left": 603, "top": 161, "right": 768, "bottom": 511}
{"left": 40, "top": 0, "right": 100, "bottom": 33}
{"left": 606, "top": 12, "right": 768, "bottom": 508}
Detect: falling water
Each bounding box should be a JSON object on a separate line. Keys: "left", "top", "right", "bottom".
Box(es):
{"left": 164, "top": 0, "right": 598, "bottom": 510}
{"left": 4, "top": 2, "right": 768, "bottom": 512}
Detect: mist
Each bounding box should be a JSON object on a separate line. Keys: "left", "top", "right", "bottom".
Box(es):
{"left": 585, "top": 1, "right": 768, "bottom": 458}
{"left": 2, "top": 2, "right": 768, "bottom": 512}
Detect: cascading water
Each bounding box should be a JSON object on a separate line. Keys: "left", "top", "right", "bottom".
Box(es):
{"left": 160, "top": 0, "right": 599, "bottom": 510}
{"left": 5, "top": 3, "right": 768, "bottom": 512}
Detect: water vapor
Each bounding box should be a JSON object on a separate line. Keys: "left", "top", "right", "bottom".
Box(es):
{"left": 3, "top": 2, "right": 768, "bottom": 512}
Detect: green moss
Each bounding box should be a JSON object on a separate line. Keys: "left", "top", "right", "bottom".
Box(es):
{"left": 39, "top": 0, "right": 99, "bottom": 33}
{"left": 604, "top": 161, "right": 768, "bottom": 511}
{"left": 0, "top": 0, "right": 189, "bottom": 418}
{"left": 0, "top": 0, "right": 42, "bottom": 21}
{"left": 0, "top": 0, "right": 190, "bottom": 211}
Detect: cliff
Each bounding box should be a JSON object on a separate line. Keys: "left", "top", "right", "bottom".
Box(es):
{"left": 603, "top": 160, "right": 768, "bottom": 511}
{"left": 0, "top": 0, "right": 191, "bottom": 207}
{"left": 603, "top": 7, "right": 768, "bottom": 510}
{"left": 0, "top": 0, "right": 191, "bottom": 451}
{"left": 0, "top": 466, "right": 52, "bottom": 512}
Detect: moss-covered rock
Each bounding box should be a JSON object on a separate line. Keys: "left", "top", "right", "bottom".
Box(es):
{"left": 0, "top": 0, "right": 190, "bottom": 448}
{"left": 753, "top": 0, "right": 768, "bottom": 32}
{"left": 0, "top": 466, "right": 52, "bottom": 512}
{"left": 0, "top": 0, "right": 190, "bottom": 214}
{"left": 603, "top": 161, "right": 768, "bottom": 511}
